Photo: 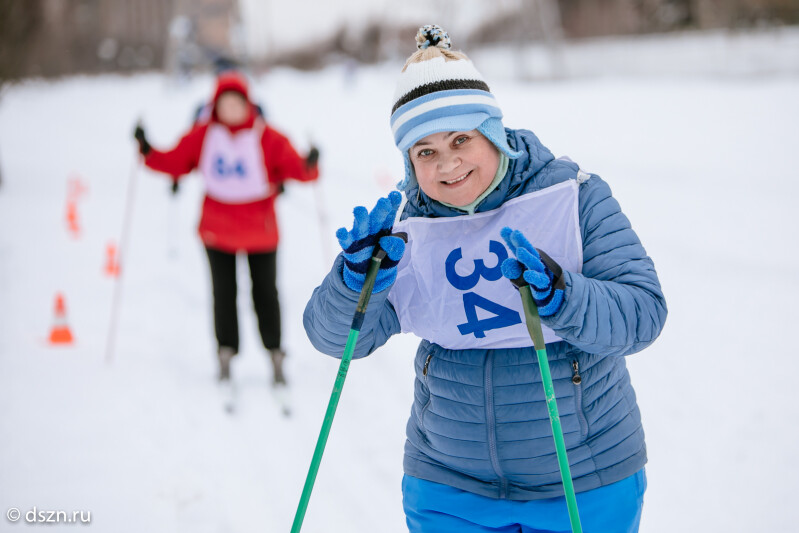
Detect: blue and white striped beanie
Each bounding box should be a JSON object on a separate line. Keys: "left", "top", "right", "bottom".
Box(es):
{"left": 391, "top": 25, "right": 522, "bottom": 191}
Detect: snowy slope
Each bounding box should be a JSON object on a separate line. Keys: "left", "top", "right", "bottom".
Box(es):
{"left": 1, "top": 34, "right": 799, "bottom": 532}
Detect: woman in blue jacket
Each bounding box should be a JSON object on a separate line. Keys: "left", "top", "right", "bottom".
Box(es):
{"left": 304, "top": 25, "right": 667, "bottom": 533}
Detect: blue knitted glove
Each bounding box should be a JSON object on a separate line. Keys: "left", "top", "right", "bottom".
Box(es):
{"left": 336, "top": 191, "right": 405, "bottom": 293}
{"left": 500, "top": 227, "right": 565, "bottom": 317}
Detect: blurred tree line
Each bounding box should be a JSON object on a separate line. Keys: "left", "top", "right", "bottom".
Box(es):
{"left": 0, "top": 0, "right": 172, "bottom": 87}
{"left": 0, "top": 0, "right": 242, "bottom": 87}
{"left": 472, "top": 0, "right": 799, "bottom": 43}
{"left": 1, "top": 0, "right": 798, "bottom": 83}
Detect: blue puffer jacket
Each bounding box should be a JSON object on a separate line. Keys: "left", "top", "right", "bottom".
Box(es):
{"left": 303, "top": 128, "right": 667, "bottom": 500}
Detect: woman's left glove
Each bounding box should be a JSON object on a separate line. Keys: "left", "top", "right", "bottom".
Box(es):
{"left": 305, "top": 145, "right": 320, "bottom": 170}
{"left": 336, "top": 191, "right": 405, "bottom": 294}
{"left": 500, "top": 227, "right": 565, "bottom": 317}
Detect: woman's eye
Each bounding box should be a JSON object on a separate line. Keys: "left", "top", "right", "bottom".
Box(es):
{"left": 417, "top": 149, "right": 433, "bottom": 158}
{"left": 454, "top": 136, "right": 469, "bottom": 146}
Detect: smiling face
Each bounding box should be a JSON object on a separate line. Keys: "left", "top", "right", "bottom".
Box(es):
{"left": 410, "top": 130, "right": 500, "bottom": 207}
{"left": 215, "top": 90, "right": 250, "bottom": 126}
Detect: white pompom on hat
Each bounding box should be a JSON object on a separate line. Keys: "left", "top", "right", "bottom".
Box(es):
{"left": 390, "top": 25, "right": 521, "bottom": 190}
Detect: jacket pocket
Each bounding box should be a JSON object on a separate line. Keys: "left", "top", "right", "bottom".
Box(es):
{"left": 572, "top": 360, "right": 589, "bottom": 438}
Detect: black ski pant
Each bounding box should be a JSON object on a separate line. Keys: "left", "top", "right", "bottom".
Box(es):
{"left": 205, "top": 246, "right": 281, "bottom": 355}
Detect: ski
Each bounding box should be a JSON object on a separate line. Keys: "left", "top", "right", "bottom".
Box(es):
{"left": 272, "top": 382, "right": 291, "bottom": 417}
{"left": 218, "top": 379, "right": 237, "bottom": 414}
{"left": 218, "top": 378, "right": 289, "bottom": 417}
{"left": 217, "top": 347, "right": 236, "bottom": 413}
{"left": 269, "top": 348, "right": 290, "bottom": 417}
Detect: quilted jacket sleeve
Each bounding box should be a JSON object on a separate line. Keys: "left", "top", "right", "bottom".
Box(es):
{"left": 303, "top": 255, "right": 402, "bottom": 359}
{"left": 542, "top": 175, "right": 667, "bottom": 356}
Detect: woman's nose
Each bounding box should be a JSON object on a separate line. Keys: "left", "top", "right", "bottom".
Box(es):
{"left": 438, "top": 153, "right": 461, "bottom": 174}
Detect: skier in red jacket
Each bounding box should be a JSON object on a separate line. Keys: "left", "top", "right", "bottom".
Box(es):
{"left": 134, "top": 71, "right": 320, "bottom": 387}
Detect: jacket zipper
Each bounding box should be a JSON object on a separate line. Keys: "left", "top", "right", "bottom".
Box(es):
{"left": 484, "top": 352, "right": 508, "bottom": 498}
{"left": 572, "top": 360, "right": 588, "bottom": 437}
{"left": 419, "top": 354, "right": 434, "bottom": 426}
{"left": 423, "top": 354, "right": 433, "bottom": 381}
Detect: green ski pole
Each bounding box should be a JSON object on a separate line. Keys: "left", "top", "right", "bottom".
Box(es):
{"left": 290, "top": 246, "right": 390, "bottom": 533}
{"left": 519, "top": 285, "right": 583, "bottom": 533}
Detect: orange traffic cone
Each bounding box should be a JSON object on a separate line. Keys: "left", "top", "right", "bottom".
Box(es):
{"left": 67, "top": 176, "right": 88, "bottom": 199}
{"left": 375, "top": 168, "right": 396, "bottom": 192}
{"left": 104, "top": 242, "right": 120, "bottom": 277}
{"left": 65, "top": 176, "right": 87, "bottom": 239}
{"left": 48, "top": 293, "right": 74, "bottom": 345}
{"left": 65, "top": 200, "right": 81, "bottom": 238}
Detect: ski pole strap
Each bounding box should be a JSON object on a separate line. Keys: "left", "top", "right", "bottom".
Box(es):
{"left": 519, "top": 286, "right": 583, "bottom": 533}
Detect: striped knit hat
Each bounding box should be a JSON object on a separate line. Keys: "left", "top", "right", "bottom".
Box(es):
{"left": 391, "top": 25, "right": 521, "bottom": 190}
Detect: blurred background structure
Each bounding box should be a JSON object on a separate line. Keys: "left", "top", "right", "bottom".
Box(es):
{"left": 2, "top": 0, "right": 798, "bottom": 84}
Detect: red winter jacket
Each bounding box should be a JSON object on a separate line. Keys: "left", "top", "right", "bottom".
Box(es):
{"left": 144, "top": 75, "right": 318, "bottom": 253}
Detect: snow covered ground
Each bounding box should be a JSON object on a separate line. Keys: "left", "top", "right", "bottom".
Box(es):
{"left": 1, "top": 30, "right": 798, "bottom": 532}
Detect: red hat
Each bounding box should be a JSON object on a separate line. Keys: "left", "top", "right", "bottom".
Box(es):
{"left": 213, "top": 71, "right": 249, "bottom": 103}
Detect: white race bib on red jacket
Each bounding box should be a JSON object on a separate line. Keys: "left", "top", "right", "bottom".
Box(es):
{"left": 199, "top": 122, "right": 272, "bottom": 204}
{"left": 388, "top": 180, "right": 582, "bottom": 350}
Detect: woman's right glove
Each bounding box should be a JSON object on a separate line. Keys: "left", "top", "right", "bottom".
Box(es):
{"left": 500, "top": 227, "right": 565, "bottom": 317}
{"left": 336, "top": 191, "right": 405, "bottom": 294}
{"left": 133, "top": 123, "right": 151, "bottom": 156}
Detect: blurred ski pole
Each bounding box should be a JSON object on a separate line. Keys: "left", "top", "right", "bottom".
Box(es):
{"left": 290, "top": 233, "right": 406, "bottom": 532}
{"left": 306, "top": 133, "right": 332, "bottom": 265}
{"left": 167, "top": 179, "right": 180, "bottom": 259}
{"left": 312, "top": 180, "right": 332, "bottom": 265}
{"left": 105, "top": 144, "right": 142, "bottom": 364}
{"left": 517, "top": 284, "right": 583, "bottom": 533}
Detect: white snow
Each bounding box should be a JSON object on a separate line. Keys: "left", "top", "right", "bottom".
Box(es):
{"left": 1, "top": 30, "right": 798, "bottom": 532}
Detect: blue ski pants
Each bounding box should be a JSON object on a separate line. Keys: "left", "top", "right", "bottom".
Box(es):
{"left": 402, "top": 469, "right": 646, "bottom": 533}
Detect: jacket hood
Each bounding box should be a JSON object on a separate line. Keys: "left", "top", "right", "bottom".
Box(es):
{"left": 212, "top": 71, "right": 250, "bottom": 102}
{"left": 211, "top": 72, "right": 256, "bottom": 131}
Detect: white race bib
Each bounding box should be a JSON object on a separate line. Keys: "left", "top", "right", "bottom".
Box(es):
{"left": 388, "top": 180, "right": 582, "bottom": 349}
{"left": 199, "top": 122, "right": 272, "bottom": 204}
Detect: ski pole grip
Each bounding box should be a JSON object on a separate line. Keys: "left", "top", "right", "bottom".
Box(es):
{"left": 371, "top": 231, "right": 408, "bottom": 263}
{"left": 354, "top": 232, "right": 408, "bottom": 326}
{"left": 519, "top": 286, "right": 546, "bottom": 352}
{"left": 509, "top": 274, "right": 528, "bottom": 290}
{"left": 392, "top": 231, "right": 409, "bottom": 242}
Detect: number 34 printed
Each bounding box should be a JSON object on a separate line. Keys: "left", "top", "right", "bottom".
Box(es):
{"left": 445, "top": 240, "right": 521, "bottom": 338}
